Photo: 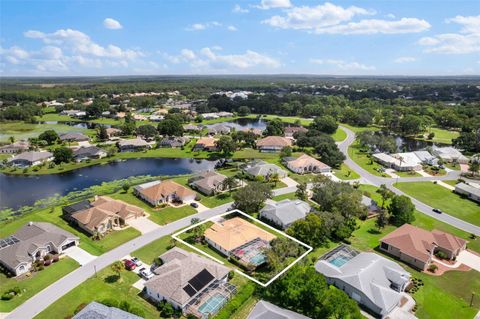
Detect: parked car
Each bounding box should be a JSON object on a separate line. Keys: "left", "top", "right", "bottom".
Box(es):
{"left": 123, "top": 259, "right": 136, "bottom": 270}
{"left": 190, "top": 202, "right": 199, "bottom": 208}
{"left": 139, "top": 267, "right": 154, "bottom": 279}
{"left": 433, "top": 208, "right": 443, "bottom": 214}
{"left": 131, "top": 257, "right": 142, "bottom": 267}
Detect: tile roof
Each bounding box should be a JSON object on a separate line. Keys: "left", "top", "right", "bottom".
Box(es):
{"left": 286, "top": 154, "right": 330, "bottom": 170}
{"left": 135, "top": 180, "right": 196, "bottom": 203}
{"left": 247, "top": 300, "right": 310, "bottom": 319}
{"left": 204, "top": 217, "right": 276, "bottom": 252}
{"left": 195, "top": 137, "right": 217, "bottom": 148}
{"left": 244, "top": 161, "right": 287, "bottom": 177}
{"left": 256, "top": 136, "right": 292, "bottom": 148}
{"left": 380, "top": 224, "right": 467, "bottom": 263}
{"left": 188, "top": 171, "right": 227, "bottom": 192}
{"left": 73, "top": 301, "right": 142, "bottom": 319}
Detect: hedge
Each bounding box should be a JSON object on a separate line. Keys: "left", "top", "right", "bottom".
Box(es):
{"left": 214, "top": 283, "right": 255, "bottom": 319}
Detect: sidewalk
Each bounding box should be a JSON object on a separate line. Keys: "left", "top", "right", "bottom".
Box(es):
{"left": 435, "top": 180, "right": 455, "bottom": 191}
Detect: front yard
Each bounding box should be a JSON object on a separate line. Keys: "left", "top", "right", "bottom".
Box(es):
{"left": 0, "top": 257, "right": 79, "bottom": 312}
{"left": 333, "top": 163, "right": 360, "bottom": 180}
{"left": 394, "top": 181, "right": 480, "bottom": 226}
{"left": 348, "top": 141, "right": 387, "bottom": 177}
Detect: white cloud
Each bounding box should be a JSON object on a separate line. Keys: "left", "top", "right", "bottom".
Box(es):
{"left": 185, "top": 21, "right": 223, "bottom": 31}
{"left": 233, "top": 4, "right": 249, "bottom": 13}
{"left": 0, "top": 46, "right": 30, "bottom": 64}
{"left": 310, "top": 58, "right": 375, "bottom": 71}
{"left": 418, "top": 15, "right": 480, "bottom": 54}
{"left": 262, "top": 2, "right": 429, "bottom": 35}
{"left": 103, "top": 18, "right": 123, "bottom": 30}
{"left": 163, "top": 48, "right": 280, "bottom": 70}
{"left": 394, "top": 56, "right": 416, "bottom": 63}
{"left": 227, "top": 25, "right": 238, "bottom": 31}
{"left": 386, "top": 13, "right": 395, "bottom": 19}
{"left": 255, "top": 0, "right": 292, "bottom": 10}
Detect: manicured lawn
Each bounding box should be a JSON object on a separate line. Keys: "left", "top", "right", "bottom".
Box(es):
{"left": 34, "top": 265, "right": 160, "bottom": 319}
{"left": 36, "top": 114, "right": 82, "bottom": 122}
{"left": 0, "top": 206, "right": 140, "bottom": 256}
{"left": 394, "top": 181, "right": 480, "bottom": 226}
{"left": 348, "top": 141, "right": 387, "bottom": 177}
{"left": 333, "top": 163, "right": 361, "bottom": 180}
{"left": 445, "top": 162, "right": 461, "bottom": 170}
{"left": 131, "top": 235, "right": 175, "bottom": 264}
{"left": 232, "top": 148, "right": 279, "bottom": 159}
{"left": 148, "top": 206, "right": 197, "bottom": 225}
{"left": 331, "top": 127, "right": 347, "bottom": 142}
{"left": 416, "top": 127, "right": 460, "bottom": 145}
{"left": 339, "top": 123, "right": 380, "bottom": 133}
{"left": 0, "top": 121, "right": 93, "bottom": 143}
{"left": 0, "top": 257, "right": 79, "bottom": 312}
{"left": 443, "top": 180, "right": 459, "bottom": 186}
{"left": 272, "top": 192, "right": 297, "bottom": 201}
{"left": 393, "top": 170, "right": 422, "bottom": 177}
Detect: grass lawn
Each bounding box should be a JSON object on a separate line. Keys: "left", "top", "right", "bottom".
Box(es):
{"left": 339, "top": 123, "right": 380, "bottom": 133}
{"left": 34, "top": 265, "right": 160, "bottom": 319}
{"left": 36, "top": 114, "right": 82, "bottom": 122}
{"left": 0, "top": 206, "right": 140, "bottom": 256}
{"left": 272, "top": 192, "right": 297, "bottom": 201}
{"left": 232, "top": 148, "right": 280, "bottom": 159}
{"left": 394, "top": 181, "right": 480, "bottom": 226}
{"left": 331, "top": 127, "right": 347, "bottom": 142}
{"left": 393, "top": 170, "right": 422, "bottom": 178}
{"left": 0, "top": 121, "right": 93, "bottom": 143}
{"left": 333, "top": 163, "right": 361, "bottom": 180}
{"left": 445, "top": 162, "right": 461, "bottom": 170}
{"left": 416, "top": 127, "right": 460, "bottom": 145}
{"left": 443, "top": 180, "right": 459, "bottom": 186}
{"left": 0, "top": 257, "right": 79, "bottom": 312}
{"left": 348, "top": 141, "right": 387, "bottom": 177}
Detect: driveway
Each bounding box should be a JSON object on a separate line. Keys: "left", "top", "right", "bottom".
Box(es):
{"left": 457, "top": 250, "right": 480, "bottom": 272}
{"left": 128, "top": 217, "right": 161, "bottom": 234}
{"left": 63, "top": 246, "right": 97, "bottom": 266}
{"left": 185, "top": 199, "right": 209, "bottom": 212}
{"left": 281, "top": 177, "right": 298, "bottom": 187}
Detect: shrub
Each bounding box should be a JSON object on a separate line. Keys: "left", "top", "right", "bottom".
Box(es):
{"left": 100, "top": 298, "right": 119, "bottom": 308}
{"left": 435, "top": 251, "right": 448, "bottom": 259}
{"left": 43, "top": 254, "right": 51, "bottom": 261}
{"left": 215, "top": 283, "right": 255, "bottom": 319}
{"left": 44, "top": 260, "right": 52, "bottom": 266}
{"left": 428, "top": 264, "right": 438, "bottom": 273}
{"left": 1, "top": 293, "right": 14, "bottom": 300}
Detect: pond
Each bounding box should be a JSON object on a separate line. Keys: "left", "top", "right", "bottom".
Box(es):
{"left": 371, "top": 131, "right": 448, "bottom": 152}
{"left": 222, "top": 118, "right": 268, "bottom": 130}
{"left": 0, "top": 158, "right": 217, "bottom": 210}
{"left": 38, "top": 121, "right": 113, "bottom": 129}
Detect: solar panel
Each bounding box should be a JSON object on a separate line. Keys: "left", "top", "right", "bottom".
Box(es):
{"left": 0, "top": 236, "right": 20, "bottom": 250}
{"left": 188, "top": 269, "right": 214, "bottom": 292}
{"left": 183, "top": 284, "right": 197, "bottom": 297}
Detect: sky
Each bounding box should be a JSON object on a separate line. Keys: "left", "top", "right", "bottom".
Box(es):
{"left": 0, "top": 0, "right": 479, "bottom": 76}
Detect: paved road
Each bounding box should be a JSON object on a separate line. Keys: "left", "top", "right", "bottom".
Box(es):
{"left": 339, "top": 125, "right": 480, "bottom": 236}
{"left": 6, "top": 203, "right": 233, "bottom": 319}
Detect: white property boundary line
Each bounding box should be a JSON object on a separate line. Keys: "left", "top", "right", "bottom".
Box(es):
{"left": 171, "top": 209, "right": 313, "bottom": 287}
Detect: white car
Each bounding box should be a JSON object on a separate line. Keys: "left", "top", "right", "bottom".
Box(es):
{"left": 139, "top": 267, "right": 154, "bottom": 279}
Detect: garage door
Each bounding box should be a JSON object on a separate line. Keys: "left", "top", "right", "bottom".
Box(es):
{"left": 62, "top": 241, "right": 76, "bottom": 250}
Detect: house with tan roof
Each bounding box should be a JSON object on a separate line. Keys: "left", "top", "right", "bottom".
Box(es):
{"left": 67, "top": 196, "right": 144, "bottom": 236}
{"left": 118, "top": 138, "right": 151, "bottom": 152}
{"left": 188, "top": 171, "right": 228, "bottom": 195}
{"left": 284, "top": 126, "right": 308, "bottom": 139}
{"left": 204, "top": 217, "right": 276, "bottom": 258}
{"left": 256, "top": 136, "right": 292, "bottom": 152}
{"left": 380, "top": 224, "right": 467, "bottom": 270}
{"left": 0, "top": 222, "right": 79, "bottom": 276}
{"left": 193, "top": 137, "right": 218, "bottom": 151}
{"left": 144, "top": 247, "right": 234, "bottom": 317}
{"left": 105, "top": 127, "right": 122, "bottom": 139}
{"left": 133, "top": 180, "right": 197, "bottom": 206}
{"left": 284, "top": 154, "right": 331, "bottom": 174}
{"left": 8, "top": 151, "right": 53, "bottom": 167}
{"left": 0, "top": 140, "right": 30, "bottom": 154}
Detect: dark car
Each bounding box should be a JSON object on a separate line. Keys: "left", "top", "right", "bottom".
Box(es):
{"left": 123, "top": 259, "right": 136, "bottom": 270}
{"left": 433, "top": 208, "right": 443, "bottom": 214}
{"left": 190, "top": 202, "right": 199, "bottom": 208}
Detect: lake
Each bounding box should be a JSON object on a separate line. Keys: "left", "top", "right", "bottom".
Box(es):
{"left": 0, "top": 158, "right": 217, "bottom": 210}
{"left": 39, "top": 121, "right": 113, "bottom": 129}
{"left": 223, "top": 118, "right": 268, "bottom": 130}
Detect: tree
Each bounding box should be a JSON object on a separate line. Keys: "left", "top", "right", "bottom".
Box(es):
{"left": 269, "top": 172, "right": 280, "bottom": 187}
{"left": 110, "top": 261, "right": 123, "bottom": 277}
{"left": 399, "top": 114, "right": 424, "bottom": 136}
{"left": 264, "top": 118, "right": 284, "bottom": 136}
{"left": 8, "top": 136, "right": 14, "bottom": 143}
{"left": 157, "top": 119, "right": 183, "bottom": 136}
{"left": 97, "top": 126, "right": 108, "bottom": 141}
{"left": 376, "top": 184, "right": 394, "bottom": 208}
{"left": 87, "top": 98, "right": 109, "bottom": 118}
{"left": 295, "top": 182, "right": 308, "bottom": 200}
{"left": 221, "top": 176, "right": 239, "bottom": 193}
{"left": 136, "top": 124, "right": 157, "bottom": 140}
{"left": 287, "top": 213, "right": 329, "bottom": 247}
{"left": 310, "top": 115, "right": 338, "bottom": 134}
{"left": 215, "top": 136, "right": 237, "bottom": 156}
{"left": 233, "top": 182, "right": 272, "bottom": 214}
{"left": 38, "top": 130, "right": 59, "bottom": 145}
{"left": 389, "top": 195, "right": 415, "bottom": 226}
{"left": 280, "top": 146, "right": 292, "bottom": 158}
{"left": 122, "top": 183, "right": 130, "bottom": 193}
{"left": 237, "top": 105, "right": 250, "bottom": 116}
{"left": 53, "top": 147, "right": 73, "bottom": 164}
{"left": 375, "top": 209, "right": 390, "bottom": 230}
{"left": 468, "top": 159, "right": 479, "bottom": 176}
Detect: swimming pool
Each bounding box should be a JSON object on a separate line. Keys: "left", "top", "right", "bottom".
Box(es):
{"left": 250, "top": 253, "right": 267, "bottom": 266}
{"left": 329, "top": 256, "right": 350, "bottom": 267}
{"left": 198, "top": 293, "right": 227, "bottom": 315}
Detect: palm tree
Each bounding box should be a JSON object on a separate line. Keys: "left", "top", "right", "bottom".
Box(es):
{"left": 222, "top": 176, "right": 238, "bottom": 193}
{"left": 269, "top": 173, "right": 280, "bottom": 187}
{"left": 8, "top": 136, "right": 15, "bottom": 144}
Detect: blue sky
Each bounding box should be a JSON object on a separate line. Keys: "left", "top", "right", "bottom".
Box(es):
{"left": 1, "top": 0, "right": 479, "bottom": 76}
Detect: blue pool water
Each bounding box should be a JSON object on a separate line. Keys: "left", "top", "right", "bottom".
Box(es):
{"left": 250, "top": 254, "right": 267, "bottom": 266}
{"left": 329, "top": 256, "right": 350, "bottom": 267}
{"left": 198, "top": 293, "right": 227, "bottom": 315}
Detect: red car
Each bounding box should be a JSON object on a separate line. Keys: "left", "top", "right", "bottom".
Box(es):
{"left": 123, "top": 259, "right": 136, "bottom": 270}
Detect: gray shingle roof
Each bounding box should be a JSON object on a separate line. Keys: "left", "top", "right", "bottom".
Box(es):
{"left": 260, "top": 199, "right": 310, "bottom": 226}
{"left": 73, "top": 146, "right": 104, "bottom": 157}
{"left": 9, "top": 151, "right": 53, "bottom": 163}
{"left": 247, "top": 300, "right": 310, "bottom": 319}
{"left": 59, "top": 132, "right": 89, "bottom": 141}
{"left": 73, "top": 301, "right": 143, "bottom": 319}
{"left": 244, "top": 161, "right": 287, "bottom": 177}
{"left": 455, "top": 182, "right": 480, "bottom": 198}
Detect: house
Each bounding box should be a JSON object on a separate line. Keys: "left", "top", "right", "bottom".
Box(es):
{"left": 158, "top": 136, "right": 189, "bottom": 148}
{"left": 188, "top": 171, "right": 228, "bottom": 195}
{"left": 260, "top": 199, "right": 311, "bottom": 229}
{"left": 432, "top": 146, "right": 469, "bottom": 164}
{"left": 59, "top": 132, "right": 90, "bottom": 142}
{"left": 454, "top": 182, "right": 480, "bottom": 203}
{"left": 149, "top": 115, "right": 164, "bottom": 122}
{"left": 284, "top": 154, "right": 331, "bottom": 174}
{"left": 372, "top": 152, "right": 422, "bottom": 171}
{"left": 8, "top": 151, "right": 53, "bottom": 167}
{"left": 241, "top": 128, "right": 263, "bottom": 136}
{"left": 134, "top": 180, "right": 197, "bottom": 206}
{"left": 204, "top": 217, "right": 276, "bottom": 261}
{"left": 380, "top": 224, "right": 467, "bottom": 270}
{"left": 0, "top": 141, "right": 30, "bottom": 154}
{"left": 413, "top": 150, "right": 438, "bottom": 166}
{"left": 144, "top": 247, "right": 233, "bottom": 317}
{"left": 207, "top": 124, "right": 231, "bottom": 135}
{"left": 284, "top": 126, "right": 308, "bottom": 139}
{"left": 105, "top": 128, "right": 122, "bottom": 139}
{"left": 73, "top": 146, "right": 107, "bottom": 162}
{"left": 243, "top": 160, "right": 288, "bottom": 179}
{"left": 256, "top": 136, "right": 292, "bottom": 152}
{"left": 0, "top": 222, "right": 79, "bottom": 277}
{"left": 73, "top": 301, "right": 142, "bottom": 319}
{"left": 193, "top": 137, "right": 217, "bottom": 151}
{"left": 68, "top": 196, "right": 145, "bottom": 236}
{"left": 247, "top": 300, "right": 310, "bottom": 319}
{"left": 118, "top": 138, "right": 151, "bottom": 152}
{"left": 315, "top": 245, "right": 411, "bottom": 317}
{"left": 183, "top": 124, "right": 201, "bottom": 132}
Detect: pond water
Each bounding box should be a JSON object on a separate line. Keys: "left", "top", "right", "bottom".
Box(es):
{"left": 373, "top": 132, "right": 448, "bottom": 152}
{"left": 0, "top": 158, "right": 217, "bottom": 210}
{"left": 223, "top": 118, "right": 268, "bottom": 130}
{"left": 38, "top": 121, "right": 112, "bottom": 129}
